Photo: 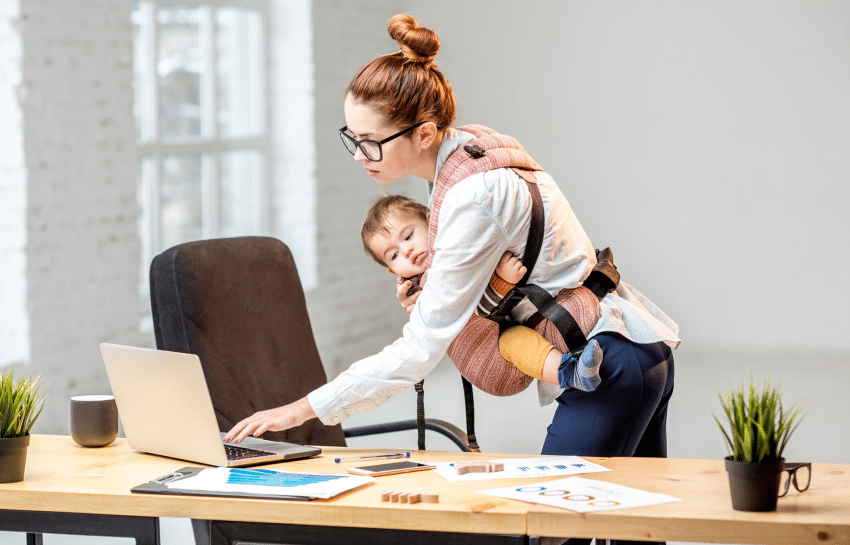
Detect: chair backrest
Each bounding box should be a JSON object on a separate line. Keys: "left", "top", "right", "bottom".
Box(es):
{"left": 149, "top": 236, "right": 346, "bottom": 447}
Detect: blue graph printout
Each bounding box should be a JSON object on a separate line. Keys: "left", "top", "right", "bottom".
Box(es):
{"left": 227, "top": 468, "right": 345, "bottom": 487}
{"left": 164, "top": 467, "right": 372, "bottom": 499}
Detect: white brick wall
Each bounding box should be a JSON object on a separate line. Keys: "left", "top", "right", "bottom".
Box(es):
{"left": 17, "top": 0, "right": 146, "bottom": 433}
{"left": 0, "top": 0, "right": 29, "bottom": 368}
{"left": 4, "top": 0, "right": 424, "bottom": 435}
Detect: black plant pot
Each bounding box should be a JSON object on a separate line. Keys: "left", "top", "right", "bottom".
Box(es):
{"left": 725, "top": 456, "right": 784, "bottom": 511}
{"left": 0, "top": 434, "right": 31, "bottom": 483}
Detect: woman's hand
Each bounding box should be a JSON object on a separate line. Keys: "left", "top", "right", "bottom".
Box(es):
{"left": 223, "top": 396, "right": 317, "bottom": 444}
{"left": 396, "top": 276, "right": 421, "bottom": 314}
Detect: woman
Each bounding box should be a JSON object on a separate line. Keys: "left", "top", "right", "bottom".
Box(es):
{"left": 226, "top": 14, "right": 679, "bottom": 529}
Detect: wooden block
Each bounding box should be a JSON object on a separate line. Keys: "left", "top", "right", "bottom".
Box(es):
{"left": 382, "top": 488, "right": 433, "bottom": 504}
{"left": 419, "top": 492, "right": 439, "bottom": 503}
{"left": 455, "top": 461, "right": 499, "bottom": 475}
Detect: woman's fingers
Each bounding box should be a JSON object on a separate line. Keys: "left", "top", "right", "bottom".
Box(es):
{"left": 403, "top": 291, "right": 420, "bottom": 313}
{"left": 396, "top": 278, "right": 412, "bottom": 301}
{"left": 225, "top": 407, "right": 285, "bottom": 443}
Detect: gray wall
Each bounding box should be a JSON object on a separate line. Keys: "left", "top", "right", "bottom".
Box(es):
{"left": 339, "top": 0, "right": 850, "bottom": 465}
{"left": 401, "top": 0, "right": 850, "bottom": 354}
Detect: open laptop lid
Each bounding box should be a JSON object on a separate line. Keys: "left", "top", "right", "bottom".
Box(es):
{"left": 100, "top": 343, "right": 320, "bottom": 467}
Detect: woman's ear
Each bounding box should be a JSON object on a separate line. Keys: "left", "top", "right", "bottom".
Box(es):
{"left": 416, "top": 122, "right": 439, "bottom": 150}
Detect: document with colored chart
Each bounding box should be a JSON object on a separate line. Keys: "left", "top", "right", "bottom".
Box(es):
{"left": 163, "top": 467, "right": 373, "bottom": 499}
{"left": 435, "top": 456, "right": 610, "bottom": 482}
{"left": 479, "top": 476, "right": 680, "bottom": 512}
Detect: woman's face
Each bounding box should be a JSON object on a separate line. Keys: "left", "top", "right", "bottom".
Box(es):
{"left": 343, "top": 96, "right": 420, "bottom": 185}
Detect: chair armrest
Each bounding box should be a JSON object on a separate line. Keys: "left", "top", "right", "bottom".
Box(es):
{"left": 343, "top": 418, "right": 472, "bottom": 452}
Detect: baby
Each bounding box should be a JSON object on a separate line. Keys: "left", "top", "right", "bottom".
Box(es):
{"left": 361, "top": 194, "right": 603, "bottom": 392}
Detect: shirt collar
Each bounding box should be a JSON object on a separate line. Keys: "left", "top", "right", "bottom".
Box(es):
{"left": 427, "top": 128, "right": 475, "bottom": 203}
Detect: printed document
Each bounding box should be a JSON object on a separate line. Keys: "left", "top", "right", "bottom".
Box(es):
{"left": 165, "top": 467, "right": 372, "bottom": 499}
{"left": 435, "top": 456, "right": 610, "bottom": 482}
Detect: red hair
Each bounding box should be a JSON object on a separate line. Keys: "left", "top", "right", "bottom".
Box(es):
{"left": 345, "top": 14, "right": 456, "bottom": 133}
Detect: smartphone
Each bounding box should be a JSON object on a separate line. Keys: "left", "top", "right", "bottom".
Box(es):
{"left": 347, "top": 460, "right": 436, "bottom": 476}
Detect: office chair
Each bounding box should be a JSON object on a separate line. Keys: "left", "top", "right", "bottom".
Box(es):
{"left": 149, "top": 236, "right": 471, "bottom": 545}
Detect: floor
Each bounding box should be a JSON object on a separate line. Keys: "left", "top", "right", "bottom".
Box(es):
{"left": 3, "top": 346, "right": 846, "bottom": 544}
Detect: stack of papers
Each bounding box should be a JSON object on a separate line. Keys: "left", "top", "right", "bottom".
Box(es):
{"left": 165, "top": 467, "right": 372, "bottom": 499}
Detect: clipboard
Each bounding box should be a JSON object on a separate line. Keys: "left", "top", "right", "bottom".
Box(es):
{"left": 132, "top": 467, "right": 313, "bottom": 501}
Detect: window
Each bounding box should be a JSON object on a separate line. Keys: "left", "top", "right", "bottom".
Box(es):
{"left": 132, "top": 0, "right": 269, "bottom": 295}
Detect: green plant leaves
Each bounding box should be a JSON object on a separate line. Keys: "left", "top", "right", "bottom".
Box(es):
{"left": 713, "top": 378, "right": 805, "bottom": 464}
{"left": 0, "top": 367, "right": 48, "bottom": 438}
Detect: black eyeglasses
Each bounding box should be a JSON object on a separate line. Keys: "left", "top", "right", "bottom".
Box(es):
{"left": 779, "top": 462, "right": 811, "bottom": 497}
{"left": 339, "top": 122, "right": 424, "bottom": 162}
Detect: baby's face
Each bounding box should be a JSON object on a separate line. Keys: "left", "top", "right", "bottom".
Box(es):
{"left": 368, "top": 211, "right": 429, "bottom": 279}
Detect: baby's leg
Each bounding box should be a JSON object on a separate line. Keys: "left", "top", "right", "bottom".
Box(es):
{"left": 499, "top": 326, "right": 602, "bottom": 392}
{"left": 448, "top": 286, "right": 604, "bottom": 395}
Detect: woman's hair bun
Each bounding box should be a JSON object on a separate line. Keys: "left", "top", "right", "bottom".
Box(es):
{"left": 387, "top": 14, "right": 440, "bottom": 66}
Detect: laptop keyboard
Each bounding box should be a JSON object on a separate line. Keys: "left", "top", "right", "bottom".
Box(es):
{"left": 224, "top": 443, "right": 276, "bottom": 461}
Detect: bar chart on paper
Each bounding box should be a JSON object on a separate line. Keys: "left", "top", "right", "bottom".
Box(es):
{"left": 226, "top": 468, "right": 346, "bottom": 487}
{"left": 160, "top": 467, "right": 373, "bottom": 499}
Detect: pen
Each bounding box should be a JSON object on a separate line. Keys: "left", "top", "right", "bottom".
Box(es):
{"left": 334, "top": 451, "right": 411, "bottom": 463}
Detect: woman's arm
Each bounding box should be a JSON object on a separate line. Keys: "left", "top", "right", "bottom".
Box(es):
{"left": 225, "top": 190, "right": 509, "bottom": 441}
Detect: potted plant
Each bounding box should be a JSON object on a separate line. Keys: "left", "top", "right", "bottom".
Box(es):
{"left": 0, "top": 367, "right": 47, "bottom": 483}
{"left": 714, "top": 377, "right": 805, "bottom": 511}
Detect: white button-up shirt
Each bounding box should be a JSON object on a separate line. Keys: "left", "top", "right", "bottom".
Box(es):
{"left": 309, "top": 129, "right": 680, "bottom": 424}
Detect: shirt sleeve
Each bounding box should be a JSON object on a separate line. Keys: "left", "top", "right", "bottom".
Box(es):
{"left": 308, "top": 191, "right": 509, "bottom": 425}
{"left": 475, "top": 272, "right": 515, "bottom": 317}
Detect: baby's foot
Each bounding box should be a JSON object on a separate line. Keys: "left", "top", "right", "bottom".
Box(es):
{"left": 557, "top": 339, "right": 603, "bottom": 392}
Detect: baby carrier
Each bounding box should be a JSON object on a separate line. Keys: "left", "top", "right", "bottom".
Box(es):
{"left": 414, "top": 125, "right": 619, "bottom": 451}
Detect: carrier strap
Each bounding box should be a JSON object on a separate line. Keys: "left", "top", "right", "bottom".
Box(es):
{"left": 415, "top": 380, "right": 425, "bottom": 451}
{"left": 487, "top": 180, "right": 545, "bottom": 332}
{"left": 515, "top": 284, "right": 588, "bottom": 356}
{"left": 461, "top": 376, "right": 480, "bottom": 452}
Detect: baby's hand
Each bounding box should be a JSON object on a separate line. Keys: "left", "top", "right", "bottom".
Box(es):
{"left": 495, "top": 252, "right": 527, "bottom": 284}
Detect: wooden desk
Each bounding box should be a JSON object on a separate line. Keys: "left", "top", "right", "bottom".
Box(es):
{"left": 527, "top": 457, "right": 850, "bottom": 544}
{"left": 2, "top": 435, "right": 849, "bottom": 544}
{"left": 0, "top": 435, "right": 538, "bottom": 545}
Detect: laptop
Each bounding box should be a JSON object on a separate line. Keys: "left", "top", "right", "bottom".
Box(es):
{"left": 100, "top": 343, "right": 321, "bottom": 467}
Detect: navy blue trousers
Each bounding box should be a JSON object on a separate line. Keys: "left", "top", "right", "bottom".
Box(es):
{"left": 542, "top": 332, "right": 675, "bottom": 545}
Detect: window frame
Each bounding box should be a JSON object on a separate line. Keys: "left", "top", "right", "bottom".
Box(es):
{"left": 133, "top": 0, "right": 272, "bottom": 295}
